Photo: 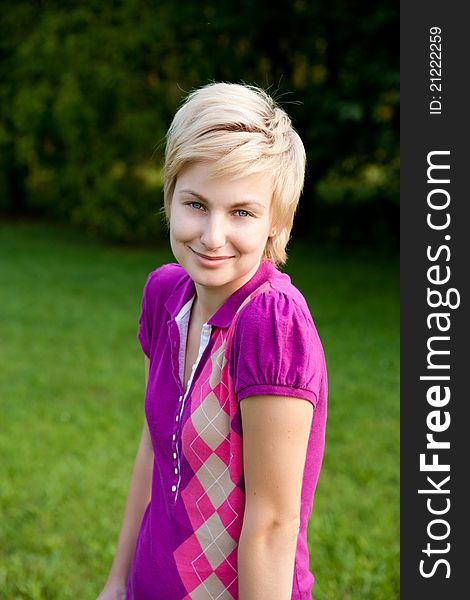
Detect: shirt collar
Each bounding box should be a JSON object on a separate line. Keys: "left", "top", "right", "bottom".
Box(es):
{"left": 164, "top": 260, "right": 280, "bottom": 329}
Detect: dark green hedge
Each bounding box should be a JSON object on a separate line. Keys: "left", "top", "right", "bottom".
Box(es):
{"left": 0, "top": 1, "right": 398, "bottom": 246}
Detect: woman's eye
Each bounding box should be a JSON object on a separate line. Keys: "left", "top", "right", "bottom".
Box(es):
{"left": 189, "top": 202, "right": 203, "bottom": 210}
{"left": 235, "top": 209, "right": 250, "bottom": 217}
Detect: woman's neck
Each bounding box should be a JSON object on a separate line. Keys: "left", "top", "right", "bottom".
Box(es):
{"left": 192, "top": 261, "right": 262, "bottom": 323}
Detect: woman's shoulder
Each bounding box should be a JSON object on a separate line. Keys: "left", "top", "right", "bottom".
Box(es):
{"left": 145, "top": 261, "right": 186, "bottom": 287}
{"left": 234, "top": 277, "right": 325, "bottom": 358}
{"left": 230, "top": 272, "right": 326, "bottom": 406}
{"left": 142, "top": 262, "right": 187, "bottom": 303}
{"left": 238, "top": 274, "right": 316, "bottom": 332}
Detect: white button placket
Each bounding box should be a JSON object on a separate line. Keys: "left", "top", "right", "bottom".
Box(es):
{"left": 171, "top": 298, "right": 193, "bottom": 501}
{"left": 172, "top": 318, "right": 212, "bottom": 503}
{"left": 173, "top": 395, "right": 182, "bottom": 496}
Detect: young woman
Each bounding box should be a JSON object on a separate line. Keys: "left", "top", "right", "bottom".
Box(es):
{"left": 98, "top": 82, "right": 327, "bottom": 600}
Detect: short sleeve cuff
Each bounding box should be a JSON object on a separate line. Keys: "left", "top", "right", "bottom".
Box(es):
{"left": 237, "top": 383, "right": 317, "bottom": 407}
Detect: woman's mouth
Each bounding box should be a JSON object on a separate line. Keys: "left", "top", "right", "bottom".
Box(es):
{"left": 189, "top": 247, "right": 234, "bottom": 265}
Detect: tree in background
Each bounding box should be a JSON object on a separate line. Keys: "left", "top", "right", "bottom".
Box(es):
{"left": 0, "top": 0, "right": 398, "bottom": 247}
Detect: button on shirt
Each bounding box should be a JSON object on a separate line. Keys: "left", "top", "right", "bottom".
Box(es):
{"left": 126, "top": 260, "right": 328, "bottom": 600}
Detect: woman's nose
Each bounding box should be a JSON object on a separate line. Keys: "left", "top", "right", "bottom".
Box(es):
{"left": 200, "top": 215, "right": 226, "bottom": 250}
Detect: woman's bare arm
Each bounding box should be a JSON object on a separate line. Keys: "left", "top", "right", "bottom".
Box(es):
{"left": 237, "top": 394, "right": 313, "bottom": 600}
{"left": 98, "top": 356, "right": 153, "bottom": 599}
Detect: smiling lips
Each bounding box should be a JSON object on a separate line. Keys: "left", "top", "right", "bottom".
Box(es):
{"left": 190, "top": 247, "right": 234, "bottom": 261}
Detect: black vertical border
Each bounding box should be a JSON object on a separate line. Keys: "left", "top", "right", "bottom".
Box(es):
{"left": 401, "top": 1, "right": 468, "bottom": 597}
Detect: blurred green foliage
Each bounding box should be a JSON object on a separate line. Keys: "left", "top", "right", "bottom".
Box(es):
{"left": 0, "top": 0, "right": 398, "bottom": 246}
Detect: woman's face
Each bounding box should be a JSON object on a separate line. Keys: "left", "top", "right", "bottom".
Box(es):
{"left": 170, "top": 161, "right": 275, "bottom": 293}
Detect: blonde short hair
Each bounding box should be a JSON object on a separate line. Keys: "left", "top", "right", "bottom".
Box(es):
{"left": 163, "top": 82, "right": 306, "bottom": 265}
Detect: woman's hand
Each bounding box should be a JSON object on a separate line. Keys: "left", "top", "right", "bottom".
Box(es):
{"left": 97, "top": 582, "right": 127, "bottom": 600}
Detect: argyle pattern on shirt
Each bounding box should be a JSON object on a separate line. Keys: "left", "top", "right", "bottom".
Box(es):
{"left": 173, "top": 282, "right": 271, "bottom": 600}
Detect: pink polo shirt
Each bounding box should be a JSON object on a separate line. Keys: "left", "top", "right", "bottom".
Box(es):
{"left": 127, "top": 259, "right": 328, "bottom": 599}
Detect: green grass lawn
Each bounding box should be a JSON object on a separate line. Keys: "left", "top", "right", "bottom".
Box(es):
{"left": 0, "top": 221, "right": 399, "bottom": 599}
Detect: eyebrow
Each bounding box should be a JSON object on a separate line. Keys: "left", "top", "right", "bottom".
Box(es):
{"left": 178, "top": 189, "right": 266, "bottom": 210}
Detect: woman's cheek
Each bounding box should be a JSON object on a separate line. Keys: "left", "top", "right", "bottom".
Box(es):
{"left": 171, "top": 213, "right": 196, "bottom": 241}
{"left": 239, "top": 223, "right": 270, "bottom": 249}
